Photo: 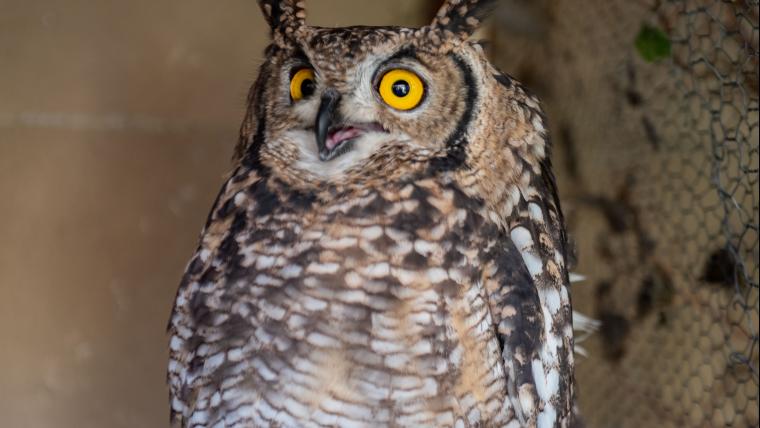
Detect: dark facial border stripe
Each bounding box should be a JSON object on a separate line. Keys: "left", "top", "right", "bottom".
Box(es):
{"left": 445, "top": 53, "right": 477, "bottom": 149}
{"left": 428, "top": 53, "right": 478, "bottom": 172}
{"left": 242, "top": 61, "right": 273, "bottom": 179}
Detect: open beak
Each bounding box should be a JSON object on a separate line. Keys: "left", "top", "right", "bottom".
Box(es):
{"left": 315, "top": 89, "right": 342, "bottom": 161}
{"left": 314, "top": 89, "right": 389, "bottom": 162}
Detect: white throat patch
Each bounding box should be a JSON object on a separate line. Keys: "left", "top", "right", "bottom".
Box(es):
{"left": 288, "top": 129, "right": 411, "bottom": 179}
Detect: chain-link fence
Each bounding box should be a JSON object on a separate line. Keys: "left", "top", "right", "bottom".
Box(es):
{"left": 487, "top": 0, "right": 758, "bottom": 426}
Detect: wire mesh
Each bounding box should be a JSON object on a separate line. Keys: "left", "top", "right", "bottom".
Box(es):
{"left": 489, "top": 0, "right": 759, "bottom": 426}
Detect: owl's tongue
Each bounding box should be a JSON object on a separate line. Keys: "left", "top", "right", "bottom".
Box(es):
{"left": 326, "top": 126, "right": 363, "bottom": 151}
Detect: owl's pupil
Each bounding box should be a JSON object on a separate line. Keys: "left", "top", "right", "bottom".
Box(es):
{"left": 301, "top": 79, "right": 316, "bottom": 98}
{"left": 392, "top": 80, "right": 410, "bottom": 97}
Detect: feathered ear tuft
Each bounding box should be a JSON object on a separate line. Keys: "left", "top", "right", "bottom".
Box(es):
{"left": 257, "top": 0, "right": 306, "bottom": 39}
{"left": 429, "top": 0, "right": 498, "bottom": 40}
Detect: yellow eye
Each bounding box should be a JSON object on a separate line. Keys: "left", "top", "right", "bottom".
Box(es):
{"left": 290, "top": 68, "right": 316, "bottom": 101}
{"left": 378, "top": 69, "right": 425, "bottom": 111}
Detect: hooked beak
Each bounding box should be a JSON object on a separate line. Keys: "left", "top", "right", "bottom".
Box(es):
{"left": 313, "top": 89, "right": 389, "bottom": 162}
{"left": 315, "top": 89, "right": 342, "bottom": 161}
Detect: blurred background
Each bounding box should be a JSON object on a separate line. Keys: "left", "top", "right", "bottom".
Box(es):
{"left": 0, "top": 0, "right": 757, "bottom": 427}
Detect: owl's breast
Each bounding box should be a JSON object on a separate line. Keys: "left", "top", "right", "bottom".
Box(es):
{"left": 171, "top": 176, "right": 515, "bottom": 427}
{"left": 248, "top": 271, "right": 511, "bottom": 428}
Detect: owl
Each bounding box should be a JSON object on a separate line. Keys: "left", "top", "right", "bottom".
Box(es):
{"left": 168, "top": 1, "right": 576, "bottom": 427}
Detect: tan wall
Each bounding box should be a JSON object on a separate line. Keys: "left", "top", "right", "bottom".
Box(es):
{"left": 0, "top": 1, "right": 427, "bottom": 426}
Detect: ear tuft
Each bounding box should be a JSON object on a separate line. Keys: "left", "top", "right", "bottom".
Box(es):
{"left": 430, "top": 0, "right": 498, "bottom": 40}
{"left": 257, "top": 0, "right": 306, "bottom": 38}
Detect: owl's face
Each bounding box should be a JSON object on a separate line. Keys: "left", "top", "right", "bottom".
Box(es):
{"left": 255, "top": 27, "right": 482, "bottom": 180}
{"left": 240, "top": 0, "right": 543, "bottom": 206}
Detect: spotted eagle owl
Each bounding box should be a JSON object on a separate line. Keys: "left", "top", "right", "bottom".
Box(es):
{"left": 168, "top": 1, "right": 576, "bottom": 426}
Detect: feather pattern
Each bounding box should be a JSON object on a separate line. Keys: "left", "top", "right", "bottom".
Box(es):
{"left": 257, "top": 0, "right": 307, "bottom": 41}
{"left": 430, "top": 0, "right": 500, "bottom": 40}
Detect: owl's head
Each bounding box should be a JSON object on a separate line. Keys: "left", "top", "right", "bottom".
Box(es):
{"left": 239, "top": 0, "right": 546, "bottom": 190}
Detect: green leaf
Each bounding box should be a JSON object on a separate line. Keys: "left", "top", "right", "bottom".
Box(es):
{"left": 635, "top": 24, "right": 671, "bottom": 62}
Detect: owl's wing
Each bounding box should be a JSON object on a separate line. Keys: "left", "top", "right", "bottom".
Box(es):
{"left": 166, "top": 165, "right": 266, "bottom": 426}
{"left": 479, "top": 160, "right": 575, "bottom": 427}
